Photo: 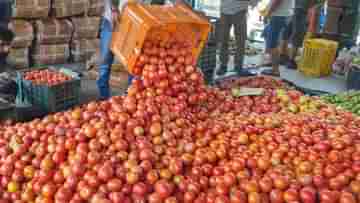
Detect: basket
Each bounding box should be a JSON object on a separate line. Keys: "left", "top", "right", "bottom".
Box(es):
{"left": 198, "top": 42, "right": 217, "bottom": 85}
{"left": 32, "top": 44, "right": 70, "bottom": 65}
{"left": 12, "top": 0, "right": 50, "bottom": 19}
{"left": 16, "top": 68, "right": 81, "bottom": 113}
{"left": 111, "top": 3, "right": 211, "bottom": 75}
{"left": 299, "top": 39, "right": 338, "bottom": 77}
{"left": 71, "top": 39, "right": 100, "bottom": 62}
{"left": 8, "top": 20, "right": 34, "bottom": 48}
{"left": 72, "top": 17, "right": 101, "bottom": 40}
{"left": 198, "top": 43, "right": 217, "bottom": 71}
{"left": 35, "top": 19, "right": 74, "bottom": 44}
{"left": 86, "top": 0, "right": 105, "bottom": 16}
{"left": 6, "top": 48, "right": 29, "bottom": 69}
{"left": 52, "top": 0, "right": 87, "bottom": 18}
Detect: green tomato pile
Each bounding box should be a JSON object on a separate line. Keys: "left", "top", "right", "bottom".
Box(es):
{"left": 321, "top": 91, "right": 360, "bottom": 116}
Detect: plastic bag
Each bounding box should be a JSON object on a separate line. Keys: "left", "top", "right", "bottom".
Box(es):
{"left": 333, "top": 47, "right": 357, "bottom": 75}
{"left": 332, "top": 48, "right": 347, "bottom": 74}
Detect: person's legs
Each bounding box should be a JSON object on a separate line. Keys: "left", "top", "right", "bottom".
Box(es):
{"left": 261, "top": 23, "right": 272, "bottom": 66}
{"left": 233, "top": 10, "right": 255, "bottom": 76}
{"left": 288, "top": 9, "right": 307, "bottom": 69}
{"left": 97, "top": 19, "right": 114, "bottom": 100}
{"left": 218, "top": 13, "right": 231, "bottom": 76}
{"left": 233, "top": 10, "right": 247, "bottom": 71}
{"left": 279, "top": 17, "right": 293, "bottom": 64}
{"left": 265, "top": 16, "right": 288, "bottom": 76}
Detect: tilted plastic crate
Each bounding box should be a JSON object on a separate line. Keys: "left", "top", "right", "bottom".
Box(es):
{"left": 111, "top": 2, "right": 211, "bottom": 75}
{"left": 299, "top": 39, "right": 338, "bottom": 77}
{"left": 16, "top": 68, "right": 81, "bottom": 113}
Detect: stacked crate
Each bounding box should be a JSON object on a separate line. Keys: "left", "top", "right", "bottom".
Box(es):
{"left": 198, "top": 17, "right": 218, "bottom": 84}
{"left": 9, "top": 0, "right": 104, "bottom": 67}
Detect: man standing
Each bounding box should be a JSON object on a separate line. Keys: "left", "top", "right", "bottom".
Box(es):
{"left": 98, "top": 0, "right": 120, "bottom": 100}
{"left": 281, "top": 0, "right": 315, "bottom": 69}
{"left": 98, "top": 0, "right": 140, "bottom": 100}
{"left": 262, "top": 0, "right": 294, "bottom": 76}
{"left": 217, "top": 0, "right": 252, "bottom": 76}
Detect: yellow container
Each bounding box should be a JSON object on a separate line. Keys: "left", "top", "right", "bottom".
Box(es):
{"left": 111, "top": 3, "right": 211, "bottom": 75}
{"left": 299, "top": 39, "right": 338, "bottom": 77}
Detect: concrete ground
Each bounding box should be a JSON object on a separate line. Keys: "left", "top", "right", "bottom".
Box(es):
{"left": 247, "top": 55, "right": 347, "bottom": 94}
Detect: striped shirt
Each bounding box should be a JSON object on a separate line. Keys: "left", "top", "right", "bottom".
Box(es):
{"left": 221, "top": 0, "right": 249, "bottom": 15}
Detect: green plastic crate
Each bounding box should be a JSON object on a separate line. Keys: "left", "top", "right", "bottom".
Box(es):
{"left": 16, "top": 68, "right": 81, "bottom": 113}
{"left": 0, "top": 105, "right": 15, "bottom": 121}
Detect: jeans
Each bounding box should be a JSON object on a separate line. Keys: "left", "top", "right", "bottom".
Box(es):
{"left": 265, "top": 16, "right": 290, "bottom": 49}
{"left": 97, "top": 19, "right": 133, "bottom": 99}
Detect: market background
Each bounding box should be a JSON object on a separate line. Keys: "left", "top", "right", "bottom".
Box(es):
{"left": 2, "top": 0, "right": 360, "bottom": 106}
{"left": 1, "top": 1, "right": 360, "bottom": 202}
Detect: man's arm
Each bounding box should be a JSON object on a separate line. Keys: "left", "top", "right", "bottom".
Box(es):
{"left": 267, "top": 0, "right": 283, "bottom": 16}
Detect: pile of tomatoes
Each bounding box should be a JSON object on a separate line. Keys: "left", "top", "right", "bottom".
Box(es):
{"left": 24, "top": 69, "right": 72, "bottom": 86}
{"left": 0, "top": 36, "right": 359, "bottom": 203}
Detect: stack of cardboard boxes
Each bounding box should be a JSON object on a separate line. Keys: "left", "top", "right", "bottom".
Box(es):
{"left": 7, "top": 0, "right": 104, "bottom": 68}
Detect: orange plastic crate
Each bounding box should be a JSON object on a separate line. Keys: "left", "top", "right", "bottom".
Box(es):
{"left": 111, "top": 3, "right": 211, "bottom": 75}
